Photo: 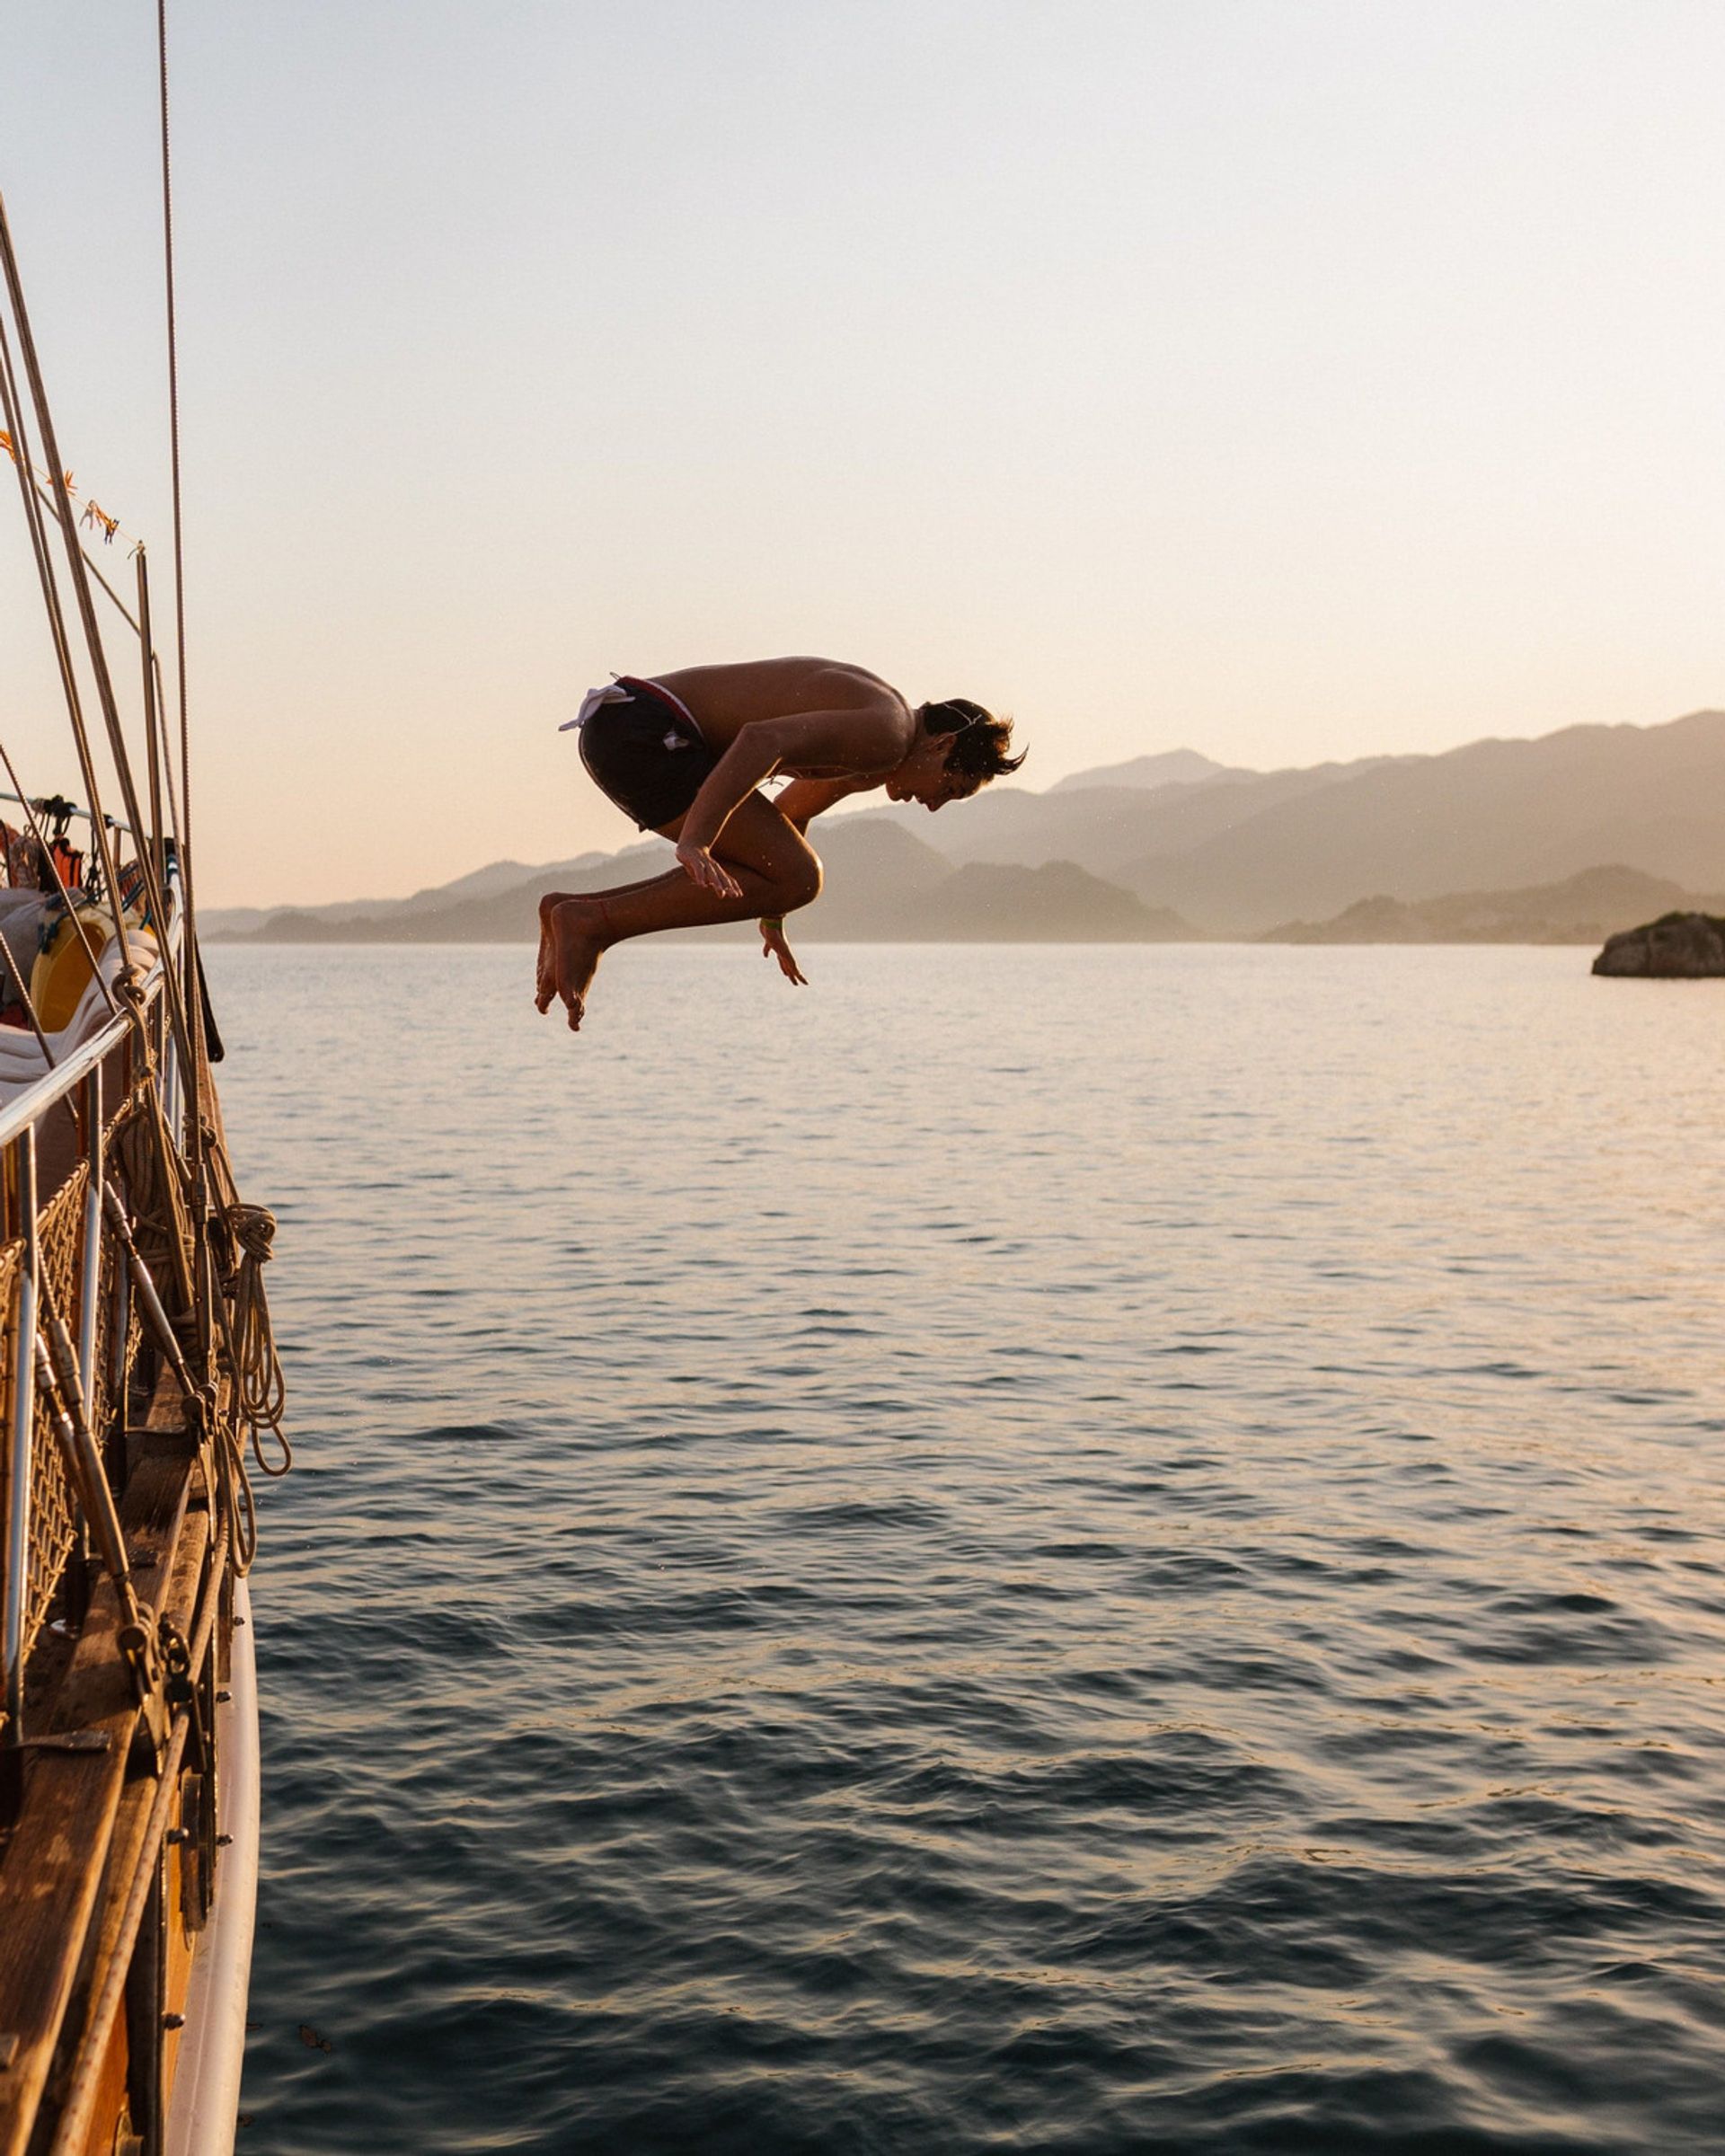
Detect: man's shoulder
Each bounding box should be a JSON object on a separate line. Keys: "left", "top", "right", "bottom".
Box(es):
{"left": 799, "top": 659, "right": 907, "bottom": 712}
{"left": 666, "top": 656, "right": 907, "bottom": 720}
{"left": 753, "top": 656, "right": 903, "bottom": 707}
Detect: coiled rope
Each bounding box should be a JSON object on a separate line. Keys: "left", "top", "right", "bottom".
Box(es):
{"left": 111, "top": 1091, "right": 292, "bottom": 1577}
{"left": 220, "top": 1192, "right": 291, "bottom": 1480}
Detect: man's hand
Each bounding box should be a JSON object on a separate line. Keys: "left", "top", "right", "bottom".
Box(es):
{"left": 760, "top": 918, "right": 808, "bottom": 985}
{"left": 676, "top": 839, "right": 743, "bottom": 900}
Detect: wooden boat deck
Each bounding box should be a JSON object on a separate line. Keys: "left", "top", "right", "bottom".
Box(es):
{"left": 0, "top": 1363, "right": 225, "bottom": 2156}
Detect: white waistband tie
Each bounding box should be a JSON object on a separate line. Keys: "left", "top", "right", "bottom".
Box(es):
{"left": 559, "top": 682, "right": 632, "bottom": 734}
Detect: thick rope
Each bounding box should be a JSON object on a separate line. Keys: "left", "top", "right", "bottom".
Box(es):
{"left": 0, "top": 196, "right": 146, "bottom": 1004}
{"left": 116, "top": 1086, "right": 296, "bottom": 1559}
{"left": 5, "top": 175, "right": 206, "bottom": 1333}
{"left": 0, "top": 285, "right": 209, "bottom": 1294}
{"left": 137, "top": 550, "right": 165, "bottom": 884}
{"left": 199, "top": 1113, "right": 289, "bottom": 1485}
{"left": 221, "top": 1195, "right": 291, "bottom": 1481}
{"left": 0, "top": 314, "right": 119, "bottom": 1025}
{"left": 112, "top": 1096, "right": 192, "bottom": 1317}
{"left": 0, "top": 199, "right": 179, "bottom": 1006}
{"left": 209, "top": 1385, "right": 260, "bottom": 1575}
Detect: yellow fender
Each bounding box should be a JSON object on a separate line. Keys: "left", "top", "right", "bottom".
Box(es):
{"left": 29, "top": 907, "right": 155, "bottom": 1033}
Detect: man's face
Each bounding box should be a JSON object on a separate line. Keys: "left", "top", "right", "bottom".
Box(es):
{"left": 888, "top": 745, "right": 977, "bottom": 812}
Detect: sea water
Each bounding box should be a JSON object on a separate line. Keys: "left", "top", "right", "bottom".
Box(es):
{"left": 210, "top": 941, "right": 1725, "bottom": 2154}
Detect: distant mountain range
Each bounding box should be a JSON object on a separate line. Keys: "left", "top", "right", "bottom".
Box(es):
{"left": 205, "top": 709, "right": 1725, "bottom": 946}
{"left": 1046, "top": 747, "right": 1240, "bottom": 792}
{"left": 1260, "top": 864, "right": 1725, "bottom": 945}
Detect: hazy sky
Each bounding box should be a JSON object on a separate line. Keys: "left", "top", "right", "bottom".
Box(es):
{"left": 1, "top": 1, "right": 1721, "bottom": 906}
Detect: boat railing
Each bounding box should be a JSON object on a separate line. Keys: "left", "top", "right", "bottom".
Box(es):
{"left": 0, "top": 791, "right": 139, "bottom": 842}
{"left": 0, "top": 920, "right": 182, "bottom": 1741}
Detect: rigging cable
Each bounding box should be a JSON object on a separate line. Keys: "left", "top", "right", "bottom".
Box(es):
{"left": 156, "top": 0, "right": 193, "bottom": 945}
{"left": 154, "top": 0, "right": 220, "bottom": 1420}
{"left": 155, "top": 2, "right": 201, "bottom": 1091}
{"left": 154, "top": 0, "right": 290, "bottom": 1537}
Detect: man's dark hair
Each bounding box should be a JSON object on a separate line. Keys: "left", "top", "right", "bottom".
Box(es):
{"left": 918, "top": 698, "right": 1026, "bottom": 788}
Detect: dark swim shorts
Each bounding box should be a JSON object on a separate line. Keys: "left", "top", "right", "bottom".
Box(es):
{"left": 578, "top": 677, "right": 718, "bottom": 832}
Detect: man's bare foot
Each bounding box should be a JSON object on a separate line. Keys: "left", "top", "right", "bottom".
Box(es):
{"left": 535, "top": 891, "right": 576, "bottom": 1013}
{"left": 548, "top": 898, "right": 606, "bottom": 1031}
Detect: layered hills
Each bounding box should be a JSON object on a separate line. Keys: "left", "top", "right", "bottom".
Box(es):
{"left": 228, "top": 822, "right": 1196, "bottom": 946}
{"left": 207, "top": 709, "right": 1725, "bottom": 946}
{"left": 1260, "top": 865, "right": 1725, "bottom": 945}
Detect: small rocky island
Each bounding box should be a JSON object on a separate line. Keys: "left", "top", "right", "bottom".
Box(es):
{"left": 1593, "top": 911, "right": 1725, "bottom": 978}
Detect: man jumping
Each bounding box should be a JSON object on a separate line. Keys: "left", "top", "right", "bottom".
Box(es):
{"left": 535, "top": 655, "right": 1026, "bottom": 1030}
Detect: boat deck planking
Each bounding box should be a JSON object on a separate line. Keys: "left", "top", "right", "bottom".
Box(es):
{"left": 0, "top": 1366, "right": 211, "bottom": 2156}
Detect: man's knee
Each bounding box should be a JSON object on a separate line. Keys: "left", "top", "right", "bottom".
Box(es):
{"left": 783, "top": 846, "right": 822, "bottom": 913}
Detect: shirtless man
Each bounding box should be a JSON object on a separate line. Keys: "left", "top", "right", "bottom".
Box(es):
{"left": 535, "top": 655, "right": 1025, "bottom": 1030}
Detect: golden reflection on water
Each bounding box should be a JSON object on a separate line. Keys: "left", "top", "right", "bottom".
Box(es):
{"left": 215, "top": 944, "right": 1725, "bottom": 2155}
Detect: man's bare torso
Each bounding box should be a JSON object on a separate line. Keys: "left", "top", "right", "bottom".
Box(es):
{"left": 650, "top": 656, "right": 915, "bottom": 780}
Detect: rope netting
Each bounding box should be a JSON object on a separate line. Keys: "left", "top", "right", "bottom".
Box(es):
{"left": 0, "top": 1161, "right": 102, "bottom": 1726}
{"left": 0, "top": 1234, "right": 78, "bottom": 1721}
{"left": 0, "top": 1056, "right": 291, "bottom": 1733}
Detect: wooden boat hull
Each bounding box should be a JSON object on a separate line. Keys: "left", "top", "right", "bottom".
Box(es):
{"left": 164, "top": 1576, "right": 258, "bottom": 2156}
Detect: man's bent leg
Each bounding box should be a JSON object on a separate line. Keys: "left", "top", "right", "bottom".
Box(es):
{"left": 539, "top": 794, "right": 821, "bottom": 1029}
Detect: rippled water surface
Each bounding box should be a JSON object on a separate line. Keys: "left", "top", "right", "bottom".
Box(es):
{"left": 211, "top": 941, "right": 1725, "bottom": 2153}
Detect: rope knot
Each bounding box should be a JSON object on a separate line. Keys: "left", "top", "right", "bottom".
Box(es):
{"left": 226, "top": 1202, "right": 277, "bottom": 1264}
{"left": 181, "top": 1380, "right": 217, "bottom": 1440}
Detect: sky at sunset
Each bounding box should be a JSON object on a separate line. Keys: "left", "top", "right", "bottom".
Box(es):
{"left": 1, "top": 0, "right": 1721, "bottom": 907}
